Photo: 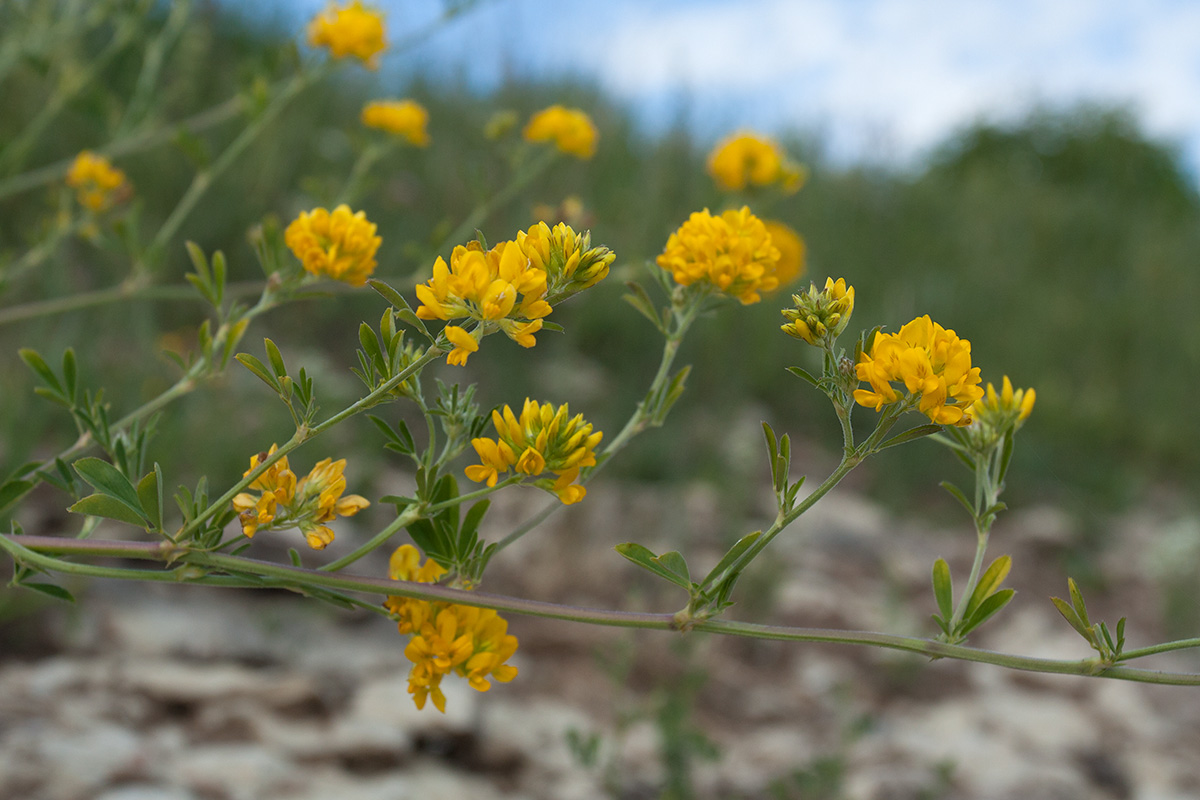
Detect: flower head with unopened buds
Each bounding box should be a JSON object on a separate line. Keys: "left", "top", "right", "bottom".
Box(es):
{"left": 232, "top": 446, "right": 369, "bottom": 550}
{"left": 515, "top": 221, "right": 614, "bottom": 298}
{"left": 465, "top": 399, "right": 602, "bottom": 504}
{"left": 964, "top": 376, "right": 1035, "bottom": 448}
{"left": 657, "top": 207, "right": 782, "bottom": 305}
{"left": 781, "top": 277, "right": 854, "bottom": 347}
{"left": 285, "top": 205, "right": 381, "bottom": 286}
{"left": 384, "top": 545, "right": 519, "bottom": 713}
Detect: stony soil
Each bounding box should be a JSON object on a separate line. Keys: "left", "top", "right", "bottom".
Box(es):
{"left": 2, "top": 480, "right": 1199, "bottom": 800}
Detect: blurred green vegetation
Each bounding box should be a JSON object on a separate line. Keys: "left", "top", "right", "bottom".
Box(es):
{"left": 3, "top": 0, "right": 1199, "bottom": 533}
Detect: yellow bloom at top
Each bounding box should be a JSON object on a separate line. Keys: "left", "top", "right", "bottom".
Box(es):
{"left": 657, "top": 207, "right": 782, "bottom": 305}
{"left": 465, "top": 399, "right": 602, "bottom": 504}
{"left": 384, "top": 544, "right": 519, "bottom": 713}
{"left": 514, "top": 220, "right": 614, "bottom": 298}
{"left": 707, "top": 132, "right": 806, "bottom": 193}
{"left": 284, "top": 204, "right": 381, "bottom": 286}
{"left": 66, "top": 151, "right": 129, "bottom": 212}
{"left": 762, "top": 220, "right": 806, "bottom": 288}
{"left": 232, "top": 446, "right": 370, "bottom": 550}
{"left": 361, "top": 99, "right": 429, "bottom": 146}
{"left": 853, "top": 316, "right": 985, "bottom": 426}
{"left": 523, "top": 105, "right": 598, "bottom": 159}
{"left": 415, "top": 239, "right": 553, "bottom": 365}
{"left": 307, "top": 1, "right": 386, "bottom": 69}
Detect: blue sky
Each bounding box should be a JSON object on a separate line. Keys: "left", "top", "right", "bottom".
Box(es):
{"left": 245, "top": 0, "right": 1200, "bottom": 175}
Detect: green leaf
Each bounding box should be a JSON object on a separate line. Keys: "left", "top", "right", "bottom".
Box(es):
{"left": 61, "top": 348, "right": 77, "bottom": 403}
{"left": 0, "top": 480, "right": 34, "bottom": 514}
{"left": 19, "top": 348, "right": 64, "bottom": 395}
{"left": 622, "top": 282, "right": 666, "bottom": 332}
{"left": 73, "top": 458, "right": 145, "bottom": 521}
{"left": 997, "top": 428, "right": 1016, "bottom": 485}
{"left": 653, "top": 550, "right": 690, "bottom": 584}
{"left": 1067, "top": 577, "right": 1091, "bottom": 629}
{"left": 263, "top": 338, "right": 288, "bottom": 379}
{"left": 236, "top": 353, "right": 281, "bottom": 392}
{"left": 939, "top": 481, "right": 975, "bottom": 518}
{"left": 69, "top": 494, "right": 148, "bottom": 527}
{"left": 289, "top": 548, "right": 302, "bottom": 567}
{"left": 932, "top": 558, "right": 954, "bottom": 621}
{"left": 136, "top": 470, "right": 162, "bottom": 531}
{"left": 785, "top": 365, "right": 820, "bottom": 387}
{"left": 965, "top": 555, "right": 1012, "bottom": 618}
{"left": 879, "top": 424, "right": 943, "bottom": 451}
{"left": 614, "top": 543, "right": 692, "bottom": 590}
{"left": 962, "top": 588, "right": 1015, "bottom": 634}
{"left": 762, "top": 423, "right": 779, "bottom": 486}
{"left": 931, "top": 614, "right": 950, "bottom": 636}
{"left": 22, "top": 582, "right": 75, "bottom": 603}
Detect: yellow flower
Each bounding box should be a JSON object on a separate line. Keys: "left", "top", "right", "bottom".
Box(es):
{"left": 284, "top": 204, "right": 381, "bottom": 286}
{"left": 964, "top": 376, "right": 1035, "bottom": 449}
{"left": 780, "top": 277, "right": 854, "bottom": 347}
{"left": 230, "top": 446, "right": 369, "bottom": 550}
{"left": 523, "top": 105, "right": 598, "bottom": 159}
{"left": 657, "top": 207, "right": 781, "bottom": 305}
{"left": 707, "top": 131, "right": 806, "bottom": 193}
{"left": 415, "top": 239, "right": 552, "bottom": 364}
{"left": 514, "top": 221, "right": 614, "bottom": 298}
{"left": 384, "top": 545, "right": 519, "bottom": 712}
{"left": 853, "top": 316, "right": 985, "bottom": 425}
{"left": 361, "top": 99, "right": 430, "bottom": 146}
{"left": 763, "top": 220, "right": 806, "bottom": 288}
{"left": 66, "top": 151, "right": 129, "bottom": 212}
{"left": 465, "top": 399, "right": 602, "bottom": 504}
{"left": 307, "top": 1, "right": 386, "bottom": 69}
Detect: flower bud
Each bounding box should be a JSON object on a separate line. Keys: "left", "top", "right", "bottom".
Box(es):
{"left": 781, "top": 277, "right": 855, "bottom": 346}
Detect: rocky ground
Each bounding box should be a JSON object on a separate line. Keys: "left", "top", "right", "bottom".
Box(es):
{"left": 2, "top": 479, "right": 1199, "bottom": 800}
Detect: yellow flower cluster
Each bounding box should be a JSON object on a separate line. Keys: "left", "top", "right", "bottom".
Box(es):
{"left": 966, "top": 376, "right": 1035, "bottom": 447}
{"left": 66, "top": 151, "right": 129, "bottom": 212}
{"left": 781, "top": 277, "right": 855, "bottom": 346}
{"left": 232, "top": 445, "right": 370, "bottom": 550}
{"left": 514, "top": 220, "right": 615, "bottom": 298}
{"left": 854, "top": 316, "right": 985, "bottom": 425}
{"left": 415, "top": 222, "right": 611, "bottom": 366}
{"left": 523, "top": 105, "right": 598, "bottom": 159}
{"left": 284, "top": 205, "right": 381, "bottom": 286}
{"left": 361, "top": 99, "right": 429, "bottom": 146}
{"left": 307, "top": 1, "right": 386, "bottom": 69}
{"left": 465, "top": 399, "right": 602, "bottom": 504}
{"left": 657, "top": 207, "right": 782, "bottom": 305}
{"left": 384, "top": 545, "right": 518, "bottom": 712}
{"left": 762, "top": 220, "right": 806, "bottom": 287}
{"left": 707, "top": 132, "right": 806, "bottom": 193}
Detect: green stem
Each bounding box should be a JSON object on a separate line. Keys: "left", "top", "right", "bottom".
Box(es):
{"left": 437, "top": 148, "right": 560, "bottom": 256}
{"left": 336, "top": 141, "right": 391, "bottom": 206}
{"left": 179, "top": 347, "right": 444, "bottom": 539}
{"left": 1121, "top": 638, "right": 1200, "bottom": 662}
{"left": 425, "top": 476, "right": 521, "bottom": 515}
{"left": 6, "top": 533, "right": 1200, "bottom": 686}
{"left": 319, "top": 506, "right": 422, "bottom": 572}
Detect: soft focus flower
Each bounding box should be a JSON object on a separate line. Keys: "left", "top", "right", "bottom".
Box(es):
{"left": 707, "top": 132, "right": 806, "bottom": 193}
{"left": 232, "top": 446, "right": 369, "bottom": 549}
{"left": 514, "top": 220, "right": 614, "bottom": 298}
{"left": 66, "top": 151, "right": 129, "bottom": 212}
{"left": 384, "top": 545, "right": 519, "bottom": 712}
{"left": 523, "top": 105, "right": 598, "bottom": 159}
{"left": 307, "top": 1, "right": 386, "bottom": 68}
{"left": 415, "top": 239, "right": 553, "bottom": 364}
{"left": 657, "top": 207, "right": 781, "bottom": 304}
{"left": 853, "top": 316, "right": 985, "bottom": 425}
{"left": 361, "top": 99, "right": 429, "bottom": 145}
{"left": 763, "top": 220, "right": 806, "bottom": 287}
{"left": 285, "top": 205, "right": 381, "bottom": 286}
{"left": 781, "top": 277, "right": 854, "bottom": 347}
{"left": 465, "top": 399, "right": 602, "bottom": 504}
{"left": 965, "top": 376, "right": 1035, "bottom": 448}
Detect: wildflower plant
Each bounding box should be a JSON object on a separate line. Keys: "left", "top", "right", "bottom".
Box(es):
{"left": 4, "top": 0, "right": 1200, "bottom": 736}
